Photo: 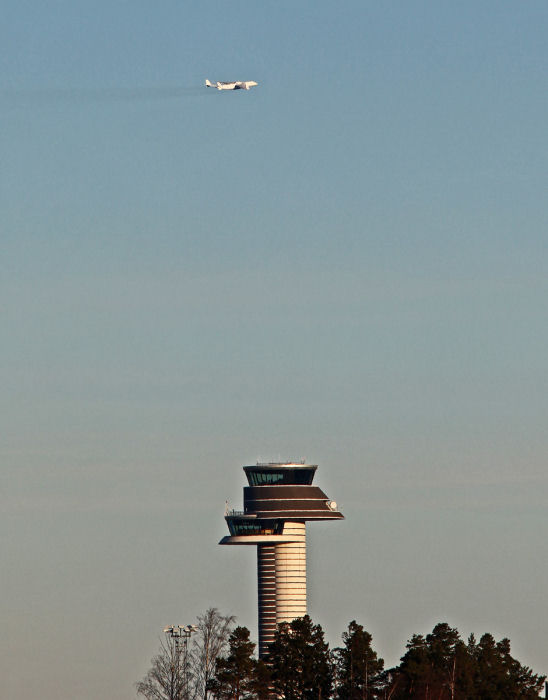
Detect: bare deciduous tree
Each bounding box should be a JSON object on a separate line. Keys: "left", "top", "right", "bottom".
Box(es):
{"left": 137, "top": 609, "right": 235, "bottom": 700}
{"left": 136, "top": 634, "right": 190, "bottom": 700}
{"left": 190, "top": 608, "right": 235, "bottom": 700}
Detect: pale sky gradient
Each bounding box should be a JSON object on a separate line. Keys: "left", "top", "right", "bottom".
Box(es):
{"left": 1, "top": 2, "right": 547, "bottom": 699}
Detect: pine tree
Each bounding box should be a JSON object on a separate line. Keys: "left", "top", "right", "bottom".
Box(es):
{"left": 474, "top": 632, "right": 545, "bottom": 699}
{"left": 333, "top": 620, "right": 384, "bottom": 699}
{"left": 266, "top": 615, "right": 333, "bottom": 700}
{"left": 207, "top": 626, "right": 259, "bottom": 700}
{"left": 386, "top": 623, "right": 546, "bottom": 700}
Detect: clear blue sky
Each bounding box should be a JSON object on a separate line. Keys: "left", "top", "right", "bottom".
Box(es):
{"left": 2, "top": 2, "right": 547, "bottom": 698}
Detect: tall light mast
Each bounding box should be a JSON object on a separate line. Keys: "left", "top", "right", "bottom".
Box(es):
{"left": 163, "top": 624, "right": 198, "bottom": 698}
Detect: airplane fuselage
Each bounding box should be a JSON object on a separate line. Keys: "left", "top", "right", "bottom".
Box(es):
{"left": 205, "top": 79, "right": 258, "bottom": 91}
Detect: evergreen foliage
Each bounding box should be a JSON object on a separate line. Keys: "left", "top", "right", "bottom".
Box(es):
{"left": 266, "top": 615, "right": 333, "bottom": 700}
{"left": 139, "top": 614, "right": 545, "bottom": 700}
{"left": 387, "top": 623, "right": 545, "bottom": 700}
{"left": 333, "top": 620, "right": 384, "bottom": 699}
{"left": 209, "top": 626, "right": 274, "bottom": 700}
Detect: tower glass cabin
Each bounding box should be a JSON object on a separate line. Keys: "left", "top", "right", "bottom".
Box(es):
{"left": 219, "top": 462, "right": 343, "bottom": 657}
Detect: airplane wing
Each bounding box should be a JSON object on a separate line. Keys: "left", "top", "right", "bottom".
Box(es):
{"left": 234, "top": 81, "right": 258, "bottom": 90}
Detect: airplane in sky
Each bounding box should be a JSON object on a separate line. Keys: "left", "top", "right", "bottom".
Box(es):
{"left": 205, "top": 79, "right": 258, "bottom": 91}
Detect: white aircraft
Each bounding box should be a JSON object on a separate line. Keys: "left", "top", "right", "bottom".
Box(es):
{"left": 205, "top": 79, "right": 258, "bottom": 91}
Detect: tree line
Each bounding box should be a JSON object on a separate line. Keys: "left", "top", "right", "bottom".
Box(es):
{"left": 137, "top": 609, "right": 545, "bottom": 700}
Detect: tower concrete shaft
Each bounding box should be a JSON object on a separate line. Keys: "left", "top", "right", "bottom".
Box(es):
{"left": 275, "top": 521, "right": 306, "bottom": 624}
{"left": 257, "top": 522, "right": 307, "bottom": 656}
{"left": 219, "top": 462, "right": 343, "bottom": 658}
{"left": 257, "top": 544, "right": 276, "bottom": 654}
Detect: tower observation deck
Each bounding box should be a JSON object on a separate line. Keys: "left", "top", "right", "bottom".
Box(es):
{"left": 219, "top": 462, "right": 344, "bottom": 657}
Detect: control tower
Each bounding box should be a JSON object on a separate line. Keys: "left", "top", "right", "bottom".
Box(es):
{"left": 219, "top": 462, "right": 344, "bottom": 657}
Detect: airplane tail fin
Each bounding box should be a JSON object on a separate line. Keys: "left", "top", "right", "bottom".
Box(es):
{"left": 205, "top": 79, "right": 212, "bottom": 88}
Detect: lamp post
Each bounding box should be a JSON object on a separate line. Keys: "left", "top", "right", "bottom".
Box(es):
{"left": 164, "top": 625, "right": 198, "bottom": 700}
